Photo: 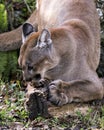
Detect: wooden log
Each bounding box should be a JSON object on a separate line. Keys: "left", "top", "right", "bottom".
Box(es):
{"left": 25, "top": 83, "right": 51, "bottom": 121}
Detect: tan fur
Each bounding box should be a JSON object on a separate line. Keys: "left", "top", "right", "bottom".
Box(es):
{"left": 19, "top": 0, "right": 103, "bottom": 106}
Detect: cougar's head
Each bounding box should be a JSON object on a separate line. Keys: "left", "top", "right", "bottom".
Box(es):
{"left": 18, "top": 23, "right": 59, "bottom": 82}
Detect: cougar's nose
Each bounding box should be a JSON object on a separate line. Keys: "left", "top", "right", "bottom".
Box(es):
{"left": 34, "top": 74, "right": 41, "bottom": 80}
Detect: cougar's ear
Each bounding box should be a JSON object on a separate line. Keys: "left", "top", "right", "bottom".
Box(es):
{"left": 36, "top": 29, "right": 52, "bottom": 48}
{"left": 22, "top": 23, "right": 38, "bottom": 43}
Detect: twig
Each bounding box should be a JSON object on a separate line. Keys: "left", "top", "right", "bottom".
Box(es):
{"left": 23, "top": 0, "right": 32, "bottom": 13}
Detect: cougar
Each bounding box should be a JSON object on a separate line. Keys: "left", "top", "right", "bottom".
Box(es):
{"left": 17, "top": 0, "right": 103, "bottom": 106}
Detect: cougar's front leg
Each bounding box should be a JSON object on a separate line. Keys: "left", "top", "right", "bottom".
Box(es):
{"left": 48, "top": 79, "right": 103, "bottom": 106}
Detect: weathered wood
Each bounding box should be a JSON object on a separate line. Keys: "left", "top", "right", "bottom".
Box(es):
{"left": 26, "top": 91, "right": 50, "bottom": 121}
{"left": 25, "top": 81, "right": 51, "bottom": 121}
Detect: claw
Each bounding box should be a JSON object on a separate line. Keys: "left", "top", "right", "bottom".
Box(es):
{"left": 48, "top": 80, "right": 70, "bottom": 106}
{"left": 49, "top": 82, "right": 58, "bottom": 90}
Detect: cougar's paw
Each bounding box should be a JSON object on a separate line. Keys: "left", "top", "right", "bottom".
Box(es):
{"left": 32, "top": 78, "right": 50, "bottom": 88}
{"left": 48, "top": 80, "right": 69, "bottom": 106}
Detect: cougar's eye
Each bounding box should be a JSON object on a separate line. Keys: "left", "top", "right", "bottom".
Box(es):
{"left": 28, "top": 65, "right": 33, "bottom": 71}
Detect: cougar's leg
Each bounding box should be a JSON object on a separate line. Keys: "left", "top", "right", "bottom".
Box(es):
{"left": 48, "top": 78, "right": 103, "bottom": 106}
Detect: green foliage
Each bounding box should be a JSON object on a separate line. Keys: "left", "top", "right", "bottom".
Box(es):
{"left": 96, "top": 0, "right": 104, "bottom": 77}
{"left": 10, "top": 0, "right": 36, "bottom": 28}
{"left": 0, "top": 52, "right": 7, "bottom": 78}
{"left": 0, "top": 81, "right": 28, "bottom": 126}
{"left": 0, "top": 3, "right": 19, "bottom": 81}
{"left": 0, "top": 51, "right": 18, "bottom": 81}
{"left": 0, "top": 0, "right": 37, "bottom": 81}
{"left": 0, "top": 4, "right": 8, "bottom": 32}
